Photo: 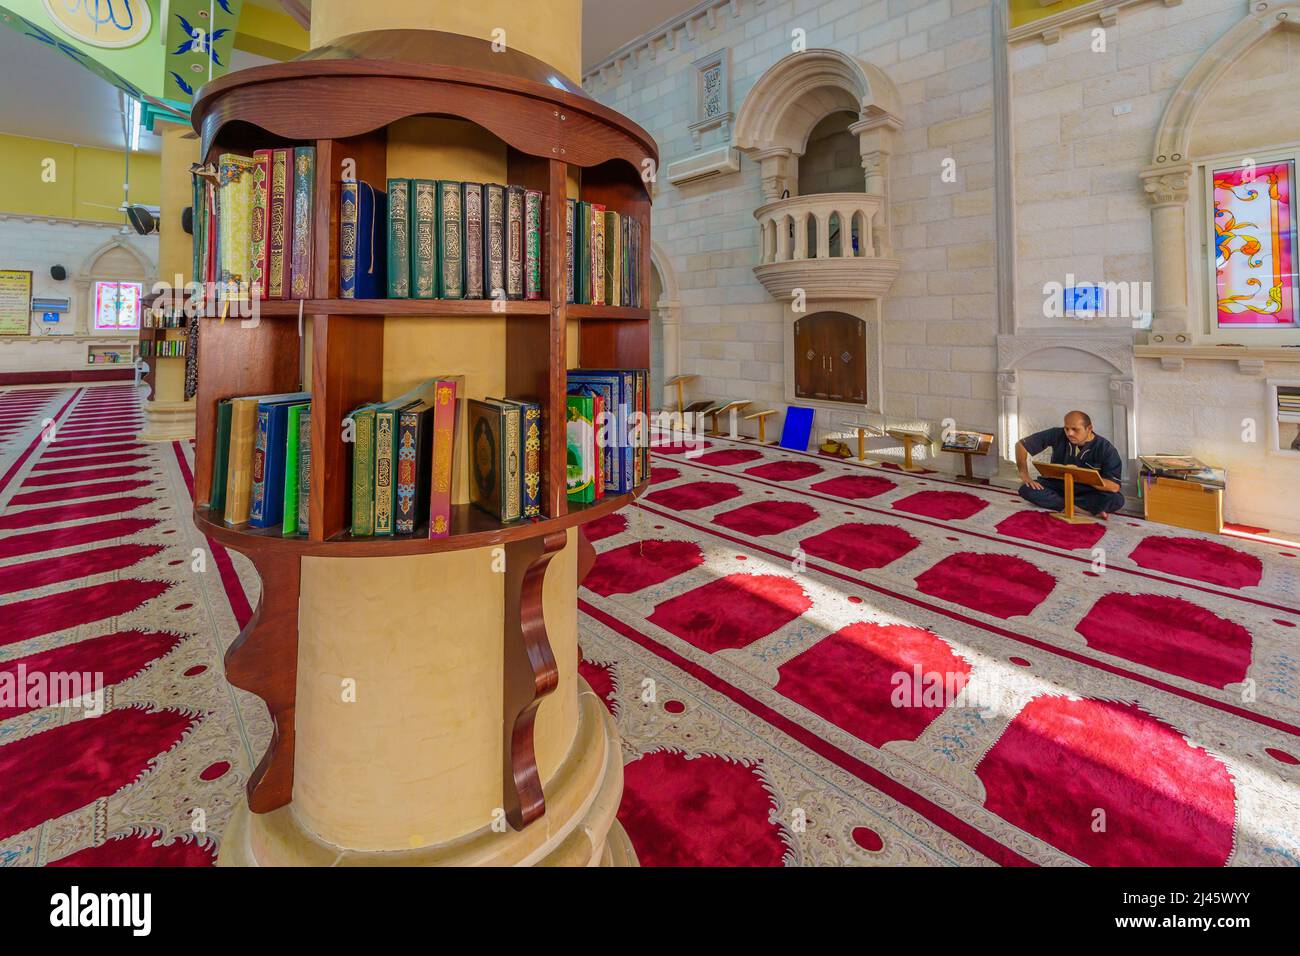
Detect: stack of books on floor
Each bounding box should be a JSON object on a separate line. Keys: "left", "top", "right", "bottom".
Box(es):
{"left": 349, "top": 377, "right": 465, "bottom": 537}
{"left": 565, "top": 200, "right": 642, "bottom": 306}
{"left": 565, "top": 368, "right": 650, "bottom": 503}
{"left": 193, "top": 148, "right": 317, "bottom": 299}
{"left": 209, "top": 391, "right": 312, "bottom": 534}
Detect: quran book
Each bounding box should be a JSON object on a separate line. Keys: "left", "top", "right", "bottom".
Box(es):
{"left": 436, "top": 180, "right": 464, "bottom": 299}
{"left": 506, "top": 184, "right": 525, "bottom": 299}
{"left": 289, "top": 146, "right": 315, "bottom": 299}
{"left": 483, "top": 183, "right": 506, "bottom": 302}
{"left": 372, "top": 379, "right": 443, "bottom": 535}
{"left": 217, "top": 153, "right": 257, "bottom": 295}
{"left": 225, "top": 391, "right": 309, "bottom": 527}
{"left": 524, "top": 189, "right": 544, "bottom": 300}
{"left": 296, "top": 405, "right": 312, "bottom": 535}
{"left": 565, "top": 198, "right": 576, "bottom": 304}
{"left": 565, "top": 394, "right": 596, "bottom": 504}
{"left": 209, "top": 399, "right": 233, "bottom": 515}
{"left": 266, "top": 149, "right": 293, "bottom": 299}
{"left": 567, "top": 371, "right": 629, "bottom": 493}
{"left": 386, "top": 178, "right": 411, "bottom": 298}
{"left": 462, "top": 182, "right": 484, "bottom": 299}
{"left": 410, "top": 179, "right": 438, "bottom": 299}
{"left": 349, "top": 403, "right": 380, "bottom": 536}
{"left": 590, "top": 203, "right": 607, "bottom": 306}
{"left": 603, "top": 210, "right": 622, "bottom": 309}
{"left": 495, "top": 399, "right": 542, "bottom": 518}
{"left": 468, "top": 399, "right": 522, "bottom": 521}
{"left": 250, "top": 399, "right": 307, "bottom": 529}
{"left": 428, "top": 376, "right": 463, "bottom": 538}
{"left": 340, "top": 180, "right": 386, "bottom": 300}
{"left": 396, "top": 401, "right": 434, "bottom": 534}
{"left": 283, "top": 402, "right": 307, "bottom": 535}
{"left": 576, "top": 201, "right": 591, "bottom": 304}
{"left": 249, "top": 151, "right": 272, "bottom": 299}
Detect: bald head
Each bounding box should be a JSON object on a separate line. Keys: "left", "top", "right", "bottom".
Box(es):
{"left": 1063, "top": 410, "right": 1095, "bottom": 445}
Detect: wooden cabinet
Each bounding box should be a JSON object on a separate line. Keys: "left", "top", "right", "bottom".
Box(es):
{"left": 793, "top": 310, "right": 865, "bottom": 403}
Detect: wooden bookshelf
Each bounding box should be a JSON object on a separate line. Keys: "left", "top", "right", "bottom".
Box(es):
{"left": 188, "top": 31, "right": 656, "bottom": 830}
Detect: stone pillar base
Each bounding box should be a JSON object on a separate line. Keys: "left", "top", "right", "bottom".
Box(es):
{"left": 137, "top": 398, "right": 196, "bottom": 442}
{"left": 218, "top": 686, "right": 634, "bottom": 867}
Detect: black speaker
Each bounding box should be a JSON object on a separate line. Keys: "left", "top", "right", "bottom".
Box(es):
{"left": 50, "top": 265, "right": 66, "bottom": 281}
{"left": 126, "top": 205, "right": 158, "bottom": 236}
{"left": 182, "top": 206, "right": 193, "bottom": 235}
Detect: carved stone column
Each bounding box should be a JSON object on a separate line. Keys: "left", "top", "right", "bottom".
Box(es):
{"left": 1140, "top": 164, "right": 1192, "bottom": 341}
{"left": 1109, "top": 375, "right": 1139, "bottom": 492}
{"left": 754, "top": 147, "right": 795, "bottom": 201}
{"left": 997, "top": 370, "right": 1019, "bottom": 465}
{"left": 851, "top": 110, "right": 901, "bottom": 258}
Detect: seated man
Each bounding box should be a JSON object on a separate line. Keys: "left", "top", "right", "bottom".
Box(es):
{"left": 1016, "top": 410, "right": 1126, "bottom": 518}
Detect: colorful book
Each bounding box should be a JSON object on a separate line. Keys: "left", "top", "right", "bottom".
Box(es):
{"left": 410, "top": 179, "right": 437, "bottom": 299}
{"left": 590, "top": 202, "right": 607, "bottom": 306}
{"left": 289, "top": 146, "right": 315, "bottom": 299}
{"left": 340, "top": 180, "right": 385, "bottom": 299}
{"left": 524, "top": 189, "right": 544, "bottom": 300}
{"left": 428, "top": 377, "right": 462, "bottom": 538}
{"left": 217, "top": 153, "right": 258, "bottom": 294}
{"left": 387, "top": 178, "right": 411, "bottom": 298}
{"left": 250, "top": 398, "right": 307, "bottom": 529}
{"left": 296, "top": 405, "right": 312, "bottom": 535}
{"left": 209, "top": 399, "right": 233, "bottom": 515}
{"left": 225, "top": 391, "right": 309, "bottom": 527}
{"left": 506, "top": 184, "right": 525, "bottom": 299}
{"left": 349, "top": 403, "right": 380, "bottom": 536}
{"left": 566, "top": 394, "right": 596, "bottom": 504}
{"left": 436, "top": 180, "right": 464, "bottom": 299}
{"left": 567, "top": 373, "right": 625, "bottom": 493}
{"left": 373, "top": 401, "right": 399, "bottom": 536}
{"left": 467, "top": 398, "right": 521, "bottom": 521}
{"left": 483, "top": 183, "right": 506, "bottom": 301}
{"left": 496, "top": 399, "right": 542, "bottom": 518}
{"left": 463, "top": 182, "right": 484, "bottom": 299}
{"left": 395, "top": 401, "right": 434, "bottom": 534}
{"left": 283, "top": 402, "right": 307, "bottom": 535}
{"left": 603, "top": 210, "right": 622, "bottom": 309}
{"left": 249, "top": 150, "right": 272, "bottom": 298}
{"left": 565, "top": 198, "right": 576, "bottom": 304}
{"left": 266, "top": 149, "right": 293, "bottom": 299}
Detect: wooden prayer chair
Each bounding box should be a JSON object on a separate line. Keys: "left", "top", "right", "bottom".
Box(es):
{"left": 706, "top": 400, "right": 752, "bottom": 436}
{"left": 841, "top": 418, "right": 887, "bottom": 461}
{"left": 745, "top": 409, "right": 779, "bottom": 444}
{"left": 886, "top": 428, "right": 933, "bottom": 472}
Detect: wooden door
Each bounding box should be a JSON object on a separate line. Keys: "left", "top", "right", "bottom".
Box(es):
{"left": 793, "top": 312, "right": 865, "bottom": 403}
{"left": 793, "top": 316, "right": 824, "bottom": 400}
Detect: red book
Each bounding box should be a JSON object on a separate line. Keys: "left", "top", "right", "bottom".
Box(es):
{"left": 427, "top": 377, "right": 460, "bottom": 538}
{"left": 592, "top": 393, "right": 604, "bottom": 499}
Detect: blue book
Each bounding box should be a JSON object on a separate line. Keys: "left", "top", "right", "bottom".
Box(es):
{"left": 250, "top": 397, "right": 310, "bottom": 528}
{"left": 569, "top": 369, "right": 635, "bottom": 492}
{"left": 340, "top": 179, "right": 386, "bottom": 299}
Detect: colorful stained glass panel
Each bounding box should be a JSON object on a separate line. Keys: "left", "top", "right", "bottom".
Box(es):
{"left": 1212, "top": 159, "right": 1299, "bottom": 328}
{"left": 93, "top": 281, "right": 143, "bottom": 331}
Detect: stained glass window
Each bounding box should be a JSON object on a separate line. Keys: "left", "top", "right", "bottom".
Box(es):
{"left": 1211, "top": 159, "right": 1299, "bottom": 329}
{"left": 93, "top": 281, "right": 143, "bottom": 331}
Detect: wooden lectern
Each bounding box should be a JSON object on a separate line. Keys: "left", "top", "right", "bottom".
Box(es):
{"left": 664, "top": 374, "right": 698, "bottom": 415}
{"left": 707, "top": 400, "right": 752, "bottom": 436}
{"left": 842, "top": 419, "right": 886, "bottom": 461}
{"left": 1034, "top": 461, "right": 1105, "bottom": 524}
{"left": 745, "top": 409, "right": 779, "bottom": 444}
{"left": 887, "top": 428, "right": 931, "bottom": 472}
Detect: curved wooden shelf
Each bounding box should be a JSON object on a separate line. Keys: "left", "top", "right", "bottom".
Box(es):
{"left": 215, "top": 298, "right": 553, "bottom": 318}
{"left": 193, "top": 482, "right": 647, "bottom": 558}
{"left": 192, "top": 30, "right": 658, "bottom": 185}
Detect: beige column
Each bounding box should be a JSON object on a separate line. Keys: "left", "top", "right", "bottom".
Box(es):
{"left": 1140, "top": 164, "right": 1192, "bottom": 341}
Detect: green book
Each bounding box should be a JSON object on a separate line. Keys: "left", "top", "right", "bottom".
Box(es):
{"left": 209, "top": 399, "right": 233, "bottom": 515}
{"left": 435, "top": 180, "right": 464, "bottom": 299}
{"left": 386, "top": 178, "right": 411, "bottom": 298}
{"left": 297, "top": 405, "right": 312, "bottom": 535}
{"left": 282, "top": 402, "right": 308, "bottom": 535}
{"left": 410, "top": 179, "right": 437, "bottom": 299}
{"left": 577, "top": 201, "right": 591, "bottom": 304}
{"left": 349, "top": 403, "right": 380, "bottom": 536}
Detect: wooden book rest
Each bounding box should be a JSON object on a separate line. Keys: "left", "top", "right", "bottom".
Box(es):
{"left": 1034, "top": 461, "right": 1105, "bottom": 525}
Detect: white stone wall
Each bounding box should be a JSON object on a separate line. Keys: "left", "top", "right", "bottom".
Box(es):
{"left": 0, "top": 217, "right": 157, "bottom": 374}
{"left": 585, "top": 0, "right": 1000, "bottom": 437}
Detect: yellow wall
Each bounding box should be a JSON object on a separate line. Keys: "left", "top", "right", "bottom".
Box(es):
{"left": 1008, "top": 0, "right": 1098, "bottom": 30}
{"left": 0, "top": 133, "right": 161, "bottom": 223}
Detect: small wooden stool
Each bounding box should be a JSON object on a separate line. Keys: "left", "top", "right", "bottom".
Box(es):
{"left": 745, "top": 409, "right": 779, "bottom": 444}
{"left": 664, "top": 374, "right": 698, "bottom": 416}
{"left": 887, "top": 428, "right": 931, "bottom": 472}
{"left": 707, "top": 400, "right": 752, "bottom": 436}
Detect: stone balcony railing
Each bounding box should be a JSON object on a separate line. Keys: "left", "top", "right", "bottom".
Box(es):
{"left": 752, "top": 192, "right": 900, "bottom": 301}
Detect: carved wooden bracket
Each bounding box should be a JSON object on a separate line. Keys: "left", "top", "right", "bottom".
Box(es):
{"left": 223, "top": 550, "right": 301, "bottom": 814}
{"left": 502, "top": 530, "right": 567, "bottom": 829}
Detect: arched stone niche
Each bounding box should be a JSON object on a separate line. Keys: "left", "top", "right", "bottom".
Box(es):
{"left": 650, "top": 240, "right": 680, "bottom": 410}
{"left": 997, "top": 334, "right": 1137, "bottom": 493}
{"left": 74, "top": 237, "right": 157, "bottom": 335}
{"left": 734, "top": 48, "right": 902, "bottom": 256}
{"left": 1141, "top": 0, "right": 1300, "bottom": 344}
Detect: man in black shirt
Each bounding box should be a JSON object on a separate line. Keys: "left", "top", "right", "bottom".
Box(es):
{"left": 1016, "top": 410, "right": 1126, "bottom": 518}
